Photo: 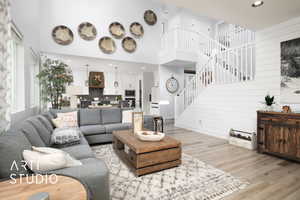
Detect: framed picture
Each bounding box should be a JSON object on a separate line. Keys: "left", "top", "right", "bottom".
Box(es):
{"left": 89, "top": 72, "right": 105, "bottom": 88}
{"left": 281, "top": 37, "right": 300, "bottom": 103}
{"left": 132, "top": 112, "right": 143, "bottom": 133}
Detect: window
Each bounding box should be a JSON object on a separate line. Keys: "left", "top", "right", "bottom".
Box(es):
{"left": 29, "top": 49, "right": 40, "bottom": 108}
{"left": 10, "top": 23, "right": 25, "bottom": 113}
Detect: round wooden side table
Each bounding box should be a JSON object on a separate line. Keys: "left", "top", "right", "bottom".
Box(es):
{"left": 0, "top": 175, "right": 88, "bottom": 200}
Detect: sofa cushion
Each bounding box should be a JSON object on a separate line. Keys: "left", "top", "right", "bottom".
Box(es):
{"left": 79, "top": 109, "right": 102, "bottom": 126}
{"left": 101, "top": 108, "right": 121, "bottom": 124}
{"left": 104, "top": 123, "right": 131, "bottom": 133}
{"left": 80, "top": 125, "right": 106, "bottom": 136}
{"left": 85, "top": 134, "right": 113, "bottom": 145}
{"left": 60, "top": 144, "right": 95, "bottom": 160}
{"left": 49, "top": 158, "right": 110, "bottom": 200}
{"left": 78, "top": 132, "right": 89, "bottom": 145}
{"left": 27, "top": 117, "right": 52, "bottom": 145}
{"left": 19, "top": 121, "right": 46, "bottom": 147}
{"left": 0, "top": 130, "right": 32, "bottom": 179}
{"left": 37, "top": 115, "right": 54, "bottom": 133}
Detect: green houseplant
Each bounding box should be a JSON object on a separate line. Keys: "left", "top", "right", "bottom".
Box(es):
{"left": 37, "top": 58, "right": 73, "bottom": 109}
{"left": 264, "top": 94, "right": 275, "bottom": 111}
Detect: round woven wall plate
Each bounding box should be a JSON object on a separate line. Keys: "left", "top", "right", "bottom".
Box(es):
{"left": 130, "top": 22, "right": 144, "bottom": 38}
{"left": 109, "top": 22, "right": 125, "bottom": 39}
{"left": 122, "top": 37, "right": 137, "bottom": 53}
{"left": 52, "top": 25, "right": 74, "bottom": 45}
{"left": 144, "top": 10, "right": 157, "bottom": 26}
{"left": 99, "top": 37, "right": 116, "bottom": 54}
{"left": 78, "top": 22, "right": 97, "bottom": 41}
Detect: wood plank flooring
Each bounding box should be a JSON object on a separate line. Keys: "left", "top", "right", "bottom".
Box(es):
{"left": 165, "top": 124, "right": 300, "bottom": 200}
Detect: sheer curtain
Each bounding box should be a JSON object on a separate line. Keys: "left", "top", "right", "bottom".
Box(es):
{"left": 0, "top": 0, "right": 11, "bottom": 134}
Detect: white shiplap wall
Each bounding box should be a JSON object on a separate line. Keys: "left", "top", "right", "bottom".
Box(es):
{"left": 175, "top": 16, "right": 300, "bottom": 139}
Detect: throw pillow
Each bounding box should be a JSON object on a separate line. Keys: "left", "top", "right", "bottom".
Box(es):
{"left": 32, "top": 147, "right": 82, "bottom": 167}
{"left": 54, "top": 111, "right": 78, "bottom": 128}
{"left": 22, "top": 147, "right": 82, "bottom": 172}
{"left": 51, "top": 127, "right": 81, "bottom": 145}
{"left": 122, "top": 110, "right": 133, "bottom": 123}
{"left": 51, "top": 118, "right": 64, "bottom": 128}
{"left": 23, "top": 150, "right": 67, "bottom": 172}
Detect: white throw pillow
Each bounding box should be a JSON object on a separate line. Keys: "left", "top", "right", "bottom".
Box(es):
{"left": 56, "top": 111, "right": 78, "bottom": 128}
{"left": 32, "top": 146, "right": 82, "bottom": 167}
{"left": 51, "top": 118, "right": 64, "bottom": 128}
{"left": 122, "top": 110, "right": 133, "bottom": 123}
{"left": 23, "top": 150, "right": 67, "bottom": 172}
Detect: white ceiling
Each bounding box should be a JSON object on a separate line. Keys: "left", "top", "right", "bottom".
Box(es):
{"left": 44, "top": 53, "right": 158, "bottom": 73}
{"left": 159, "top": 0, "right": 300, "bottom": 30}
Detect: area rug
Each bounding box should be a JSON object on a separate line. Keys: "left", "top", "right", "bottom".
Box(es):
{"left": 92, "top": 145, "right": 248, "bottom": 200}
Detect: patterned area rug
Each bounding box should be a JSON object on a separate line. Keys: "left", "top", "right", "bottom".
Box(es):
{"left": 92, "top": 145, "right": 248, "bottom": 200}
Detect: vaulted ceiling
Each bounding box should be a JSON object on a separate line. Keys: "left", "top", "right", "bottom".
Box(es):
{"left": 159, "top": 0, "right": 300, "bottom": 30}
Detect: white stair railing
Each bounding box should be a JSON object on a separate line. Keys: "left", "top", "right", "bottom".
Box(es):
{"left": 175, "top": 42, "right": 255, "bottom": 118}
{"left": 161, "top": 27, "right": 232, "bottom": 57}
{"left": 175, "top": 59, "right": 213, "bottom": 118}
{"left": 217, "top": 23, "right": 255, "bottom": 49}
{"left": 160, "top": 26, "right": 255, "bottom": 118}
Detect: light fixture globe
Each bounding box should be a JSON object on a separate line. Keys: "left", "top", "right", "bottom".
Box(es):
{"left": 252, "top": 1, "right": 264, "bottom": 7}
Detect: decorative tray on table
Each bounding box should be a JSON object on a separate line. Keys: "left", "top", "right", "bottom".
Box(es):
{"left": 135, "top": 131, "right": 165, "bottom": 142}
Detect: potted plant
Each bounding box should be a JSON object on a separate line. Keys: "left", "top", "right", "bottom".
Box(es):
{"left": 37, "top": 58, "right": 73, "bottom": 109}
{"left": 264, "top": 94, "right": 275, "bottom": 111}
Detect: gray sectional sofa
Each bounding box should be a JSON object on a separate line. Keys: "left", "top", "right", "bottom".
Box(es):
{"left": 47, "top": 108, "right": 155, "bottom": 144}
{"left": 0, "top": 108, "right": 157, "bottom": 200}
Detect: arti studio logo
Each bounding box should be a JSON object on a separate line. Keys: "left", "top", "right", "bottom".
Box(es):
{"left": 9, "top": 160, "right": 58, "bottom": 184}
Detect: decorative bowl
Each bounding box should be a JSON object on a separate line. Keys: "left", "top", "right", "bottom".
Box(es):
{"left": 136, "top": 131, "right": 165, "bottom": 142}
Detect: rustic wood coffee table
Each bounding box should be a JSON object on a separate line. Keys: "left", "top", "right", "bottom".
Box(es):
{"left": 0, "top": 175, "right": 88, "bottom": 200}
{"left": 113, "top": 130, "right": 182, "bottom": 176}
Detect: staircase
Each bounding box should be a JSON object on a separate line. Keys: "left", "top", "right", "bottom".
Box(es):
{"left": 164, "top": 25, "right": 256, "bottom": 119}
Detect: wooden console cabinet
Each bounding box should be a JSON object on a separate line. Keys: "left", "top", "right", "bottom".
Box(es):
{"left": 257, "top": 111, "right": 300, "bottom": 162}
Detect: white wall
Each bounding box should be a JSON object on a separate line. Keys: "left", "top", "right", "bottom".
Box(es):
{"left": 176, "top": 16, "right": 300, "bottom": 139}
{"left": 39, "top": 0, "right": 163, "bottom": 64}
{"left": 159, "top": 65, "right": 184, "bottom": 119}
{"left": 166, "top": 8, "right": 216, "bottom": 36}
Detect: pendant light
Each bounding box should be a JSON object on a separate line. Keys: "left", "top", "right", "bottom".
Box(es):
{"left": 114, "top": 66, "right": 119, "bottom": 88}
{"left": 85, "top": 64, "right": 89, "bottom": 87}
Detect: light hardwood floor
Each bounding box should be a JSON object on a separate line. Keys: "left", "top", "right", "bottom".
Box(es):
{"left": 165, "top": 124, "right": 300, "bottom": 200}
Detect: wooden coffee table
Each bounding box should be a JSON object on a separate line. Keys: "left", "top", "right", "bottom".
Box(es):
{"left": 0, "top": 175, "right": 88, "bottom": 200}
{"left": 113, "top": 130, "right": 182, "bottom": 176}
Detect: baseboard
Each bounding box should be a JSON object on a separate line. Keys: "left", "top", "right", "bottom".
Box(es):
{"left": 175, "top": 122, "right": 228, "bottom": 140}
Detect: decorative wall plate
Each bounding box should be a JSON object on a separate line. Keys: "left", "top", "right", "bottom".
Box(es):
{"left": 78, "top": 22, "right": 97, "bottom": 41}
{"left": 144, "top": 10, "right": 157, "bottom": 26}
{"left": 122, "top": 37, "right": 137, "bottom": 53}
{"left": 130, "top": 22, "right": 144, "bottom": 38}
{"left": 52, "top": 25, "right": 74, "bottom": 45}
{"left": 109, "top": 22, "right": 125, "bottom": 39}
{"left": 99, "top": 37, "right": 116, "bottom": 54}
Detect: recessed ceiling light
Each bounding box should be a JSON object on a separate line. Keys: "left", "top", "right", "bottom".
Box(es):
{"left": 252, "top": 1, "right": 264, "bottom": 7}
